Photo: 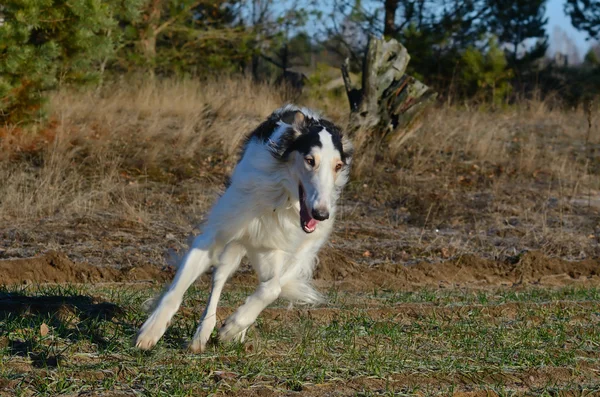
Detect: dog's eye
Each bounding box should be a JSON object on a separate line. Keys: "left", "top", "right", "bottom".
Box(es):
{"left": 305, "top": 157, "right": 315, "bottom": 167}
{"left": 335, "top": 163, "right": 343, "bottom": 172}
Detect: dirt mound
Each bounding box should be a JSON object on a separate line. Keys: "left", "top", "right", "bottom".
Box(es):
{"left": 1, "top": 249, "right": 597, "bottom": 289}
{"left": 0, "top": 251, "right": 174, "bottom": 285}
{"left": 317, "top": 249, "right": 600, "bottom": 289}
{"left": 315, "top": 247, "right": 361, "bottom": 280}
{"left": 511, "top": 251, "right": 599, "bottom": 282}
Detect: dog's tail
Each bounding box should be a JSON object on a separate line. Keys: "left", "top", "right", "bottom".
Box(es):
{"left": 281, "top": 280, "right": 324, "bottom": 305}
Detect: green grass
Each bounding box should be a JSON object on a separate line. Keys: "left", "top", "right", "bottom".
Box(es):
{"left": 1, "top": 284, "right": 599, "bottom": 396}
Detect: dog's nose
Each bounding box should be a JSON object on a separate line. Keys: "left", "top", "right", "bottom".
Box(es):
{"left": 311, "top": 208, "right": 329, "bottom": 221}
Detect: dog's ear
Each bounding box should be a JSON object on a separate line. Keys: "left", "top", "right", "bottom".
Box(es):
{"left": 280, "top": 110, "right": 306, "bottom": 128}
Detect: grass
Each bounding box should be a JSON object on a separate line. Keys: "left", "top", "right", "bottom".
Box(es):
{"left": 1, "top": 283, "right": 599, "bottom": 396}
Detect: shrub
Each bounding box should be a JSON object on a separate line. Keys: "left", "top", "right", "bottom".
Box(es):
{"left": 461, "top": 37, "right": 513, "bottom": 104}
{"left": 0, "top": 0, "right": 117, "bottom": 123}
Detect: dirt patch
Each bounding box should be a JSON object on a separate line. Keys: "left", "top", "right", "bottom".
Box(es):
{"left": 256, "top": 300, "right": 598, "bottom": 326}
{"left": 315, "top": 247, "right": 361, "bottom": 280}
{"left": 217, "top": 365, "right": 597, "bottom": 396}
{"left": 317, "top": 249, "right": 600, "bottom": 290}
{"left": 0, "top": 249, "right": 597, "bottom": 289}
{"left": 0, "top": 251, "right": 174, "bottom": 285}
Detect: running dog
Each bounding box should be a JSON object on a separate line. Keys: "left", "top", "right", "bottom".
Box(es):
{"left": 135, "top": 104, "right": 353, "bottom": 352}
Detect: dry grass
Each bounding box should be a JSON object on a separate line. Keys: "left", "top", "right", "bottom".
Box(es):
{"left": 0, "top": 77, "right": 598, "bottom": 265}
{"left": 0, "top": 78, "right": 286, "bottom": 222}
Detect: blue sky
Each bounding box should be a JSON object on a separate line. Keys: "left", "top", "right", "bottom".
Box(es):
{"left": 545, "top": 0, "right": 593, "bottom": 55}
{"left": 273, "top": 0, "right": 596, "bottom": 57}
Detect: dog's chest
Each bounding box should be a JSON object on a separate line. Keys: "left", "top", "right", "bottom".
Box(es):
{"left": 241, "top": 206, "right": 327, "bottom": 252}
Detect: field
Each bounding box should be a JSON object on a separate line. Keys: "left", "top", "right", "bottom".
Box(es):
{"left": 1, "top": 78, "right": 599, "bottom": 396}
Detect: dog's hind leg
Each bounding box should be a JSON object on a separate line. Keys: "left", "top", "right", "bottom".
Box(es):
{"left": 189, "top": 242, "right": 246, "bottom": 353}
{"left": 135, "top": 234, "right": 218, "bottom": 350}
{"left": 219, "top": 250, "right": 284, "bottom": 342}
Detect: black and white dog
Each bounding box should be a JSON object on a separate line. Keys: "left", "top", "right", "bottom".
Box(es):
{"left": 135, "top": 105, "right": 353, "bottom": 352}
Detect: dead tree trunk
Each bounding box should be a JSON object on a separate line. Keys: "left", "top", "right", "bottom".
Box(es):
{"left": 341, "top": 36, "right": 437, "bottom": 145}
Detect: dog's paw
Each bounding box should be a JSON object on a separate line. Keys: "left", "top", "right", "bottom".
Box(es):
{"left": 189, "top": 320, "right": 216, "bottom": 353}
{"left": 219, "top": 317, "right": 249, "bottom": 342}
{"left": 188, "top": 339, "right": 206, "bottom": 354}
{"left": 134, "top": 319, "right": 166, "bottom": 350}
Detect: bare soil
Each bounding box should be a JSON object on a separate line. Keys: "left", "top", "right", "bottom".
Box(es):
{"left": 0, "top": 251, "right": 174, "bottom": 284}
{"left": 1, "top": 248, "right": 597, "bottom": 290}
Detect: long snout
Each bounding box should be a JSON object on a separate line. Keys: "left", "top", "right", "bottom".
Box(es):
{"left": 307, "top": 187, "right": 332, "bottom": 221}
{"left": 311, "top": 207, "right": 329, "bottom": 221}
{"left": 304, "top": 166, "right": 336, "bottom": 221}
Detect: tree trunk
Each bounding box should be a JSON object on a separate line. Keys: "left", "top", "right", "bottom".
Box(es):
{"left": 138, "top": 0, "right": 163, "bottom": 76}
{"left": 341, "top": 36, "right": 437, "bottom": 143}
{"left": 384, "top": 0, "right": 399, "bottom": 37}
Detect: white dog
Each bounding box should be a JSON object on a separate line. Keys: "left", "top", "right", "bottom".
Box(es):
{"left": 135, "top": 105, "right": 353, "bottom": 352}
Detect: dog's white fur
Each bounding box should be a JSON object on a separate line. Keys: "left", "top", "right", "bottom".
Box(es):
{"left": 135, "top": 105, "right": 352, "bottom": 352}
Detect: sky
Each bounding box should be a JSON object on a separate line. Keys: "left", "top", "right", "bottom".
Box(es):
{"left": 545, "top": 0, "right": 594, "bottom": 56}
{"left": 273, "top": 0, "right": 597, "bottom": 58}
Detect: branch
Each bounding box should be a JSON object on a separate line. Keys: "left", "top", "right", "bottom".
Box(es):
{"left": 260, "top": 53, "right": 284, "bottom": 69}
{"left": 155, "top": 0, "right": 203, "bottom": 35}
{"left": 341, "top": 58, "right": 361, "bottom": 112}
{"left": 179, "top": 28, "right": 249, "bottom": 50}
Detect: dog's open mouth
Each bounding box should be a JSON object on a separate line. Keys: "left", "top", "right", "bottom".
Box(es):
{"left": 299, "top": 184, "right": 318, "bottom": 233}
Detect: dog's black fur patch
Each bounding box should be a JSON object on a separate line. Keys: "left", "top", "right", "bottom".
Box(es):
{"left": 242, "top": 107, "right": 351, "bottom": 164}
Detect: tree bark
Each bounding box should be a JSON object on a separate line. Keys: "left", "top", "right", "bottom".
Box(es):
{"left": 138, "top": 0, "right": 162, "bottom": 77}
{"left": 341, "top": 36, "right": 437, "bottom": 143}
{"left": 384, "top": 0, "right": 399, "bottom": 37}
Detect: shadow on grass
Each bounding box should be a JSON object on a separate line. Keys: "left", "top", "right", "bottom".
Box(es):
{"left": 0, "top": 292, "right": 124, "bottom": 367}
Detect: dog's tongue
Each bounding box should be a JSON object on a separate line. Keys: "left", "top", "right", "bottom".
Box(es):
{"left": 306, "top": 218, "right": 319, "bottom": 229}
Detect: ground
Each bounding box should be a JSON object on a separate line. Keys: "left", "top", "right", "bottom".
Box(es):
{"left": 0, "top": 79, "right": 599, "bottom": 395}
{"left": 1, "top": 278, "right": 599, "bottom": 396}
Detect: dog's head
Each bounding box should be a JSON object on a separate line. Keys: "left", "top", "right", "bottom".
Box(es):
{"left": 260, "top": 105, "right": 353, "bottom": 233}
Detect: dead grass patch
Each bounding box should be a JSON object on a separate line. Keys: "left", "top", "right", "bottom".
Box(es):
{"left": 0, "top": 76, "right": 598, "bottom": 266}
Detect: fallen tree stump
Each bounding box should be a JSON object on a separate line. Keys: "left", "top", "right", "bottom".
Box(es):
{"left": 341, "top": 36, "right": 437, "bottom": 145}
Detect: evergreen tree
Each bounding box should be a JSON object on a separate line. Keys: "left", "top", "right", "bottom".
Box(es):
{"left": 565, "top": 0, "right": 600, "bottom": 39}
{"left": 486, "top": 0, "right": 548, "bottom": 66}
{"left": 0, "top": 0, "right": 121, "bottom": 123}
{"left": 114, "top": 0, "right": 253, "bottom": 76}
{"left": 394, "top": 0, "right": 489, "bottom": 92}
{"left": 461, "top": 37, "right": 513, "bottom": 104}
{"left": 584, "top": 47, "right": 599, "bottom": 65}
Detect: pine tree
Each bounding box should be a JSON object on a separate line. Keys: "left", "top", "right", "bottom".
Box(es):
{"left": 584, "top": 48, "right": 599, "bottom": 65}
{"left": 113, "top": 0, "right": 253, "bottom": 77}
{"left": 461, "top": 37, "right": 513, "bottom": 104}
{"left": 565, "top": 0, "right": 600, "bottom": 39}
{"left": 0, "top": 0, "right": 118, "bottom": 123}
{"left": 486, "top": 0, "right": 548, "bottom": 66}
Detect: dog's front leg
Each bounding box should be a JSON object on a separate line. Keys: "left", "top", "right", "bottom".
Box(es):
{"left": 135, "top": 234, "right": 217, "bottom": 350}
{"left": 189, "top": 242, "right": 246, "bottom": 353}
{"left": 218, "top": 250, "right": 284, "bottom": 342}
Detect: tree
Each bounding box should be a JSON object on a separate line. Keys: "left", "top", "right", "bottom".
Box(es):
{"left": 565, "top": 0, "right": 600, "bottom": 39}
{"left": 486, "top": 0, "right": 548, "bottom": 66}
{"left": 584, "top": 47, "right": 599, "bottom": 65}
{"left": 249, "top": 2, "right": 312, "bottom": 80}
{"left": 322, "top": 0, "right": 490, "bottom": 93}
{"left": 383, "top": 0, "right": 398, "bottom": 37}
{"left": 113, "top": 0, "right": 253, "bottom": 76}
{"left": 341, "top": 36, "right": 437, "bottom": 139}
{"left": 461, "top": 37, "right": 513, "bottom": 103}
{"left": 320, "top": 0, "right": 379, "bottom": 64}
{"left": 0, "top": 0, "right": 121, "bottom": 123}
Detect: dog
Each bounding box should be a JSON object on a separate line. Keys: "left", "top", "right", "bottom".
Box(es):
{"left": 135, "top": 104, "right": 353, "bottom": 352}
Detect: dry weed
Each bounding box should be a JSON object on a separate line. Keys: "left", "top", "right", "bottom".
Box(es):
{"left": 0, "top": 77, "right": 598, "bottom": 264}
